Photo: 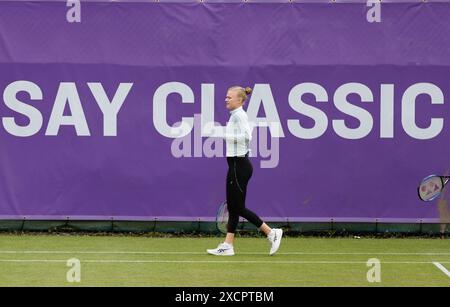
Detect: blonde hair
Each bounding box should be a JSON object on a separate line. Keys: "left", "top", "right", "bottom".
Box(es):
{"left": 228, "top": 86, "right": 252, "bottom": 104}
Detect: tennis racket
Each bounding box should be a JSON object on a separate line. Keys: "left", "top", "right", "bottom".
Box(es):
{"left": 216, "top": 201, "right": 229, "bottom": 234}
{"left": 418, "top": 175, "right": 450, "bottom": 202}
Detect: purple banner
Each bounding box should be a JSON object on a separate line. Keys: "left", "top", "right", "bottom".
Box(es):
{"left": 1, "top": 0, "right": 450, "bottom": 222}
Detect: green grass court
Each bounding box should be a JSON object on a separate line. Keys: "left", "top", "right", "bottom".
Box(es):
{"left": 0, "top": 234, "right": 448, "bottom": 286}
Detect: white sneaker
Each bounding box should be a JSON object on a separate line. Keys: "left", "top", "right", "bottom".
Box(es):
{"left": 207, "top": 242, "right": 235, "bottom": 256}
{"left": 267, "top": 229, "right": 283, "bottom": 256}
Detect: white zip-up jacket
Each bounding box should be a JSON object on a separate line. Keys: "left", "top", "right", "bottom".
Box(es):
{"left": 225, "top": 106, "right": 252, "bottom": 157}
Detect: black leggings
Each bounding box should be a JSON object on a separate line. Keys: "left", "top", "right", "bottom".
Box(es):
{"left": 226, "top": 155, "right": 264, "bottom": 233}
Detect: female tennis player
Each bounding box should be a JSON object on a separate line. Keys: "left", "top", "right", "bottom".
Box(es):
{"left": 207, "top": 86, "right": 283, "bottom": 256}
